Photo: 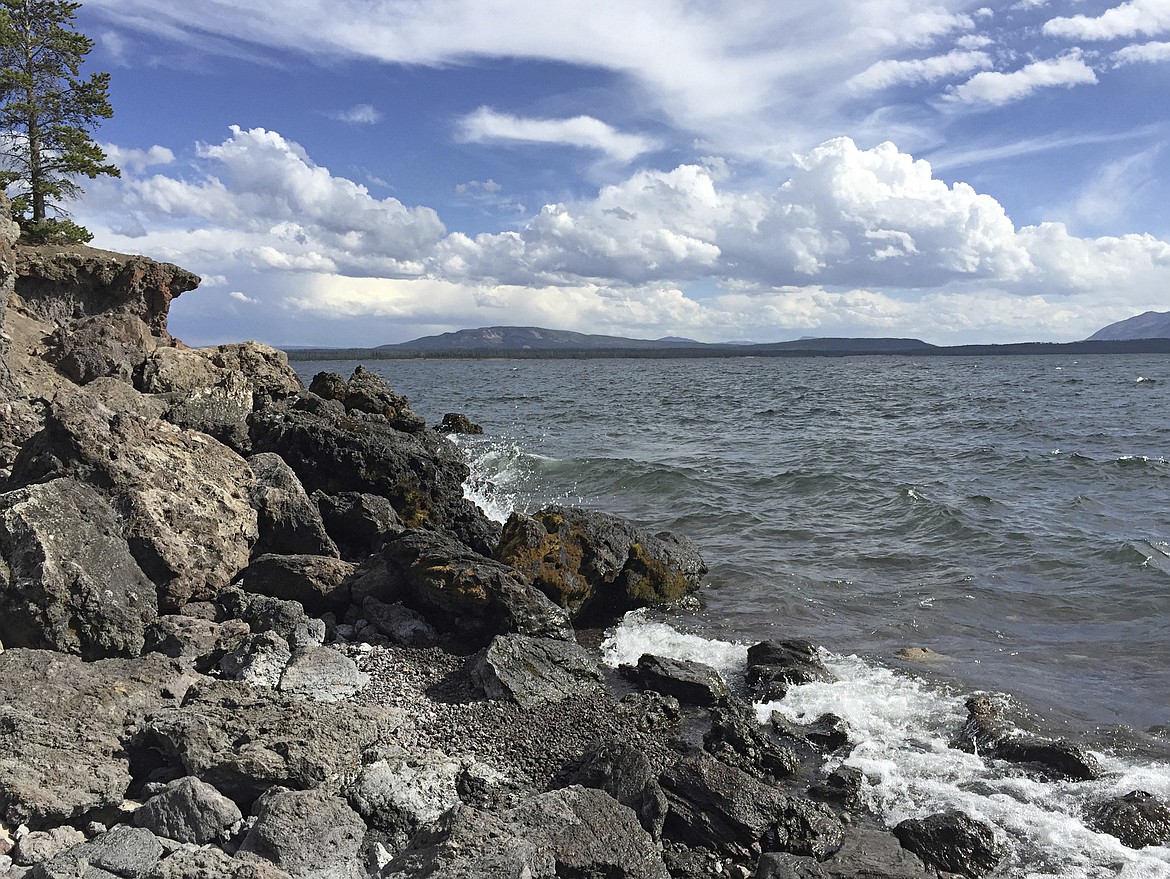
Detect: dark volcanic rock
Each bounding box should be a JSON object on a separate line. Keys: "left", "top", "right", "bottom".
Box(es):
{"left": 140, "top": 680, "right": 403, "bottom": 804}
{"left": 237, "top": 788, "right": 366, "bottom": 879}
{"left": 764, "top": 799, "right": 846, "bottom": 862}
{"left": 746, "top": 640, "right": 834, "bottom": 701}
{"left": 1089, "top": 790, "right": 1170, "bottom": 849}
{"left": 309, "top": 367, "right": 425, "bottom": 434}
{"left": 953, "top": 694, "right": 1101, "bottom": 780}
{"left": 133, "top": 776, "right": 243, "bottom": 845}
{"left": 247, "top": 453, "right": 338, "bottom": 558}
{"left": 0, "top": 650, "right": 193, "bottom": 827}
{"left": 893, "top": 810, "right": 1003, "bottom": 879}
{"left": 249, "top": 397, "right": 496, "bottom": 555}
{"left": 37, "top": 825, "right": 164, "bottom": 879}
{"left": 704, "top": 706, "right": 798, "bottom": 781}
{"left": 0, "top": 477, "right": 158, "bottom": 658}
{"left": 216, "top": 588, "right": 324, "bottom": 649}
{"left": 143, "top": 615, "right": 250, "bottom": 669}
{"left": 236, "top": 554, "right": 354, "bottom": 615}
{"left": 471, "top": 634, "right": 606, "bottom": 708}
{"left": 437, "top": 413, "right": 482, "bottom": 435}
{"left": 374, "top": 529, "right": 573, "bottom": 647}
{"left": 149, "top": 848, "right": 294, "bottom": 879}
{"left": 627, "top": 654, "right": 728, "bottom": 707}
{"left": 755, "top": 828, "right": 931, "bottom": 878}
{"left": 313, "top": 491, "right": 403, "bottom": 560}
{"left": 358, "top": 597, "right": 437, "bottom": 647}
{"left": 496, "top": 505, "right": 706, "bottom": 622}
{"left": 807, "top": 766, "right": 864, "bottom": 808}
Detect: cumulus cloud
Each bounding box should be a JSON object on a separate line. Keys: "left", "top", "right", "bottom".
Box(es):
{"left": 947, "top": 52, "right": 1098, "bottom": 105}
{"left": 229, "top": 290, "right": 259, "bottom": 303}
{"left": 1044, "top": 0, "right": 1170, "bottom": 40}
{"left": 102, "top": 144, "right": 176, "bottom": 173}
{"left": 1113, "top": 39, "right": 1170, "bottom": 63}
{"left": 457, "top": 108, "right": 659, "bottom": 163}
{"left": 329, "top": 104, "right": 382, "bottom": 124}
{"left": 849, "top": 49, "right": 993, "bottom": 91}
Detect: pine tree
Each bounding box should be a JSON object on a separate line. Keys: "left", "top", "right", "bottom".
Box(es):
{"left": 0, "top": 0, "right": 118, "bottom": 243}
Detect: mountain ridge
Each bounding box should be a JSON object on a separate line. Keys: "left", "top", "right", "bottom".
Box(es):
{"left": 1088, "top": 311, "right": 1170, "bottom": 341}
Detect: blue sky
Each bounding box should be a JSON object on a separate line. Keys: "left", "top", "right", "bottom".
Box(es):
{"left": 63, "top": 0, "right": 1170, "bottom": 346}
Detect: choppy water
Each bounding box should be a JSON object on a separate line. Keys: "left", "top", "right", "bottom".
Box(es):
{"left": 296, "top": 354, "right": 1170, "bottom": 877}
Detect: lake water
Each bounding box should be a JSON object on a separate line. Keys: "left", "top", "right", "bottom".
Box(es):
{"left": 295, "top": 354, "right": 1170, "bottom": 878}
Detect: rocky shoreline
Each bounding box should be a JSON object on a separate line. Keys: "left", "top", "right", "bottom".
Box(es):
{"left": 0, "top": 204, "right": 1167, "bottom": 879}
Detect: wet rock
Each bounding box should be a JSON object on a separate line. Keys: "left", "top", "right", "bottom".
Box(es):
{"left": 568, "top": 742, "right": 665, "bottom": 839}
{"left": 278, "top": 646, "right": 369, "bottom": 703}
{"left": 755, "top": 828, "right": 931, "bottom": 878}
{"left": 237, "top": 788, "right": 365, "bottom": 879}
{"left": 247, "top": 454, "right": 338, "bottom": 559}
{"left": 11, "top": 829, "right": 86, "bottom": 867}
{"left": 345, "top": 748, "right": 462, "bottom": 856}
{"left": 472, "top": 634, "right": 606, "bottom": 708}
{"left": 953, "top": 695, "right": 1101, "bottom": 780}
{"left": 133, "top": 777, "right": 242, "bottom": 845}
{"left": 763, "top": 799, "right": 845, "bottom": 862}
{"left": 216, "top": 589, "right": 324, "bottom": 649}
{"left": 704, "top": 707, "right": 798, "bottom": 781}
{"left": 141, "top": 680, "right": 402, "bottom": 804}
{"left": 627, "top": 654, "right": 728, "bottom": 707}
{"left": 312, "top": 492, "right": 403, "bottom": 561}
{"left": 807, "top": 766, "right": 864, "bottom": 808}
{"left": 772, "top": 713, "right": 851, "bottom": 755}
{"left": 375, "top": 529, "right": 573, "bottom": 647}
{"left": 1089, "top": 790, "right": 1170, "bottom": 849}
{"left": 250, "top": 398, "right": 496, "bottom": 555}
{"left": 436, "top": 413, "right": 482, "bottom": 435}
{"left": 0, "top": 650, "right": 193, "bottom": 827}
{"left": 616, "top": 691, "right": 683, "bottom": 734}
{"left": 893, "top": 810, "right": 1003, "bottom": 879}
{"left": 236, "top": 555, "right": 353, "bottom": 615}
{"left": 746, "top": 641, "right": 834, "bottom": 702}
{"left": 148, "top": 848, "right": 293, "bottom": 879}
{"left": 0, "top": 478, "right": 158, "bottom": 658}
{"left": 10, "top": 390, "right": 257, "bottom": 610}
{"left": 37, "top": 825, "right": 163, "bottom": 879}
{"left": 496, "top": 505, "right": 706, "bottom": 622}
{"left": 358, "top": 598, "right": 436, "bottom": 647}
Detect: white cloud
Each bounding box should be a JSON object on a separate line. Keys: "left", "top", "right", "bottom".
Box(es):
{"left": 849, "top": 49, "right": 993, "bottom": 91}
{"left": 1066, "top": 148, "right": 1160, "bottom": 228}
{"left": 1044, "top": 0, "right": 1170, "bottom": 40}
{"left": 229, "top": 290, "right": 259, "bottom": 303}
{"left": 102, "top": 144, "right": 176, "bottom": 173}
{"left": 457, "top": 108, "right": 659, "bottom": 163}
{"left": 329, "top": 104, "right": 382, "bottom": 124}
{"left": 1113, "top": 39, "right": 1170, "bottom": 63}
{"left": 455, "top": 179, "right": 503, "bottom": 195}
{"left": 947, "top": 53, "right": 1099, "bottom": 105}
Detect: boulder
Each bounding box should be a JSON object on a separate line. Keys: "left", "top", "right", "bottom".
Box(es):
{"left": 755, "top": 828, "right": 931, "bottom": 878}
{"left": 148, "top": 848, "right": 294, "bottom": 879}
{"left": 892, "top": 810, "right": 1003, "bottom": 879}
{"left": 0, "top": 399, "right": 46, "bottom": 480}
{"left": 374, "top": 529, "right": 573, "bottom": 647}
{"left": 308, "top": 368, "right": 425, "bottom": 434}
{"left": 247, "top": 455, "right": 338, "bottom": 559}
{"left": 36, "top": 826, "right": 163, "bottom": 879}
{"left": 471, "top": 634, "right": 606, "bottom": 708}
{"left": 249, "top": 400, "right": 496, "bottom": 555}
{"left": 0, "top": 650, "right": 194, "bottom": 827}
{"left": 218, "top": 631, "right": 292, "bottom": 688}
{"left": 627, "top": 654, "right": 728, "bottom": 707}
{"left": 236, "top": 555, "right": 353, "bottom": 615}
{"left": 216, "top": 589, "right": 324, "bottom": 649}
{"left": 345, "top": 748, "right": 462, "bottom": 855}
{"left": 953, "top": 695, "right": 1101, "bottom": 780}
{"left": 198, "top": 343, "right": 303, "bottom": 411}
{"left": 704, "top": 707, "right": 798, "bottom": 781}
{"left": 358, "top": 598, "right": 436, "bottom": 647}
{"left": 436, "top": 414, "right": 482, "bottom": 435}
{"left": 379, "top": 805, "right": 546, "bottom": 879}
{"left": 133, "top": 777, "right": 243, "bottom": 845}
{"left": 47, "top": 313, "right": 162, "bottom": 386}
{"left": 807, "top": 766, "right": 864, "bottom": 809}
{"left": 773, "top": 713, "right": 850, "bottom": 754}
{"left": 764, "top": 799, "right": 845, "bottom": 862}
{"left": 141, "top": 680, "right": 403, "bottom": 804}
{"left": 568, "top": 742, "right": 666, "bottom": 839}
{"left": 0, "top": 477, "right": 158, "bottom": 658}
{"left": 746, "top": 640, "right": 834, "bottom": 702}
{"left": 10, "top": 390, "right": 258, "bottom": 610}
{"left": 10, "top": 829, "right": 86, "bottom": 868}
{"left": 159, "top": 371, "right": 253, "bottom": 451}
{"left": 137, "top": 347, "right": 225, "bottom": 396}
{"left": 495, "top": 505, "right": 706, "bottom": 622}
{"left": 142, "top": 615, "right": 250, "bottom": 670}
{"left": 277, "top": 646, "right": 369, "bottom": 703}
{"left": 1089, "top": 790, "right": 1170, "bottom": 849}
{"left": 312, "top": 492, "right": 403, "bottom": 561}
{"left": 237, "top": 788, "right": 365, "bottom": 879}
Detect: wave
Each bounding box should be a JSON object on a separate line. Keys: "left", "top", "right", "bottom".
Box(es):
{"left": 601, "top": 613, "right": 1170, "bottom": 879}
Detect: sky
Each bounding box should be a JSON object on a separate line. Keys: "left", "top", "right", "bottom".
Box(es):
{"left": 61, "top": 0, "right": 1170, "bottom": 346}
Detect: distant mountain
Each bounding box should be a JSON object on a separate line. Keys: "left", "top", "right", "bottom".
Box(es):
{"left": 378, "top": 326, "right": 705, "bottom": 352}
{"left": 1088, "top": 311, "right": 1170, "bottom": 341}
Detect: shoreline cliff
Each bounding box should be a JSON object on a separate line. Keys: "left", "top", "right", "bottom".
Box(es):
{"left": 0, "top": 204, "right": 1166, "bottom": 879}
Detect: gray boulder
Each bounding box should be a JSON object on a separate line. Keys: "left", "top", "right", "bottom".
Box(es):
{"left": 746, "top": 640, "right": 834, "bottom": 702}
{"left": 755, "top": 828, "right": 931, "bottom": 878}
{"left": 313, "top": 492, "right": 403, "bottom": 561}
{"left": 0, "top": 650, "right": 193, "bottom": 826}
{"left": 197, "top": 343, "right": 304, "bottom": 411}
{"left": 218, "top": 631, "right": 292, "bottom": 688}
{"left": 496, "top": 505, "right": 706, "bottom": 622}
{"left": 628, "top": 654, "right": 728, "bottom": 707}
{"left": 345, "top": 748, "right": 462, "bottom": 855}
{"left": 379, "top": 806, "right": 545, "bottom": 879}
{"left": 237, "top": 788, "right": 365, "bottom": 879}
{"left": 142, "top": 616, "right": 250, "bottom": 669}
{"left": 0, "top": 478, "right": 158, "bottom": 658}
{"left": 9, "top": 390, "right": 257, "bottom": 610}
{"left": 133, "top": 777, "right": 242, "bottom": 845}
{"left": 278, "top": 646, "right": 369, "bottom": 703}
{"left": 471, "top": 634, "right": 606, "bottom": 708}
{"left": 160, "top": 371, "right": 253, "bottom": 451}
{"left": 704, "top": 707, "right": 798, "bottom": 782}
{"left": 148, "top": 848, "right": 294, "bottom": 879}
{"left": 216, "top": 589, "right": 324, "bottom": 650}
{"left": 568, "top": 741, "right": 666, "bottom": 839}
{"left": 236, "top": 555, "right": 353, "bottom": 616}
{"left": 36, "top": 825, "right": 163, "bottom": 879}
{"left": 11, "top": 829, "right": 86, "bottom": 868}
{"left": 358, "top": 598, "right": 436, "bottom": 647}
{"left": 893, "top": 810, "right": 1003, "bottom": 879}
{"left": 142, "top": 680, "right": 402, "bottom": 803}
{"left": 308, "top": 368, "right": 424, "bottom": 434}
{"left": 247, "top": 455, "right": 337, "bottom": 559}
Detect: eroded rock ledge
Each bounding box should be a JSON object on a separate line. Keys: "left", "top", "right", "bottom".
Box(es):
{"left": 0, "top": 209, "right": 1161, "bottom": 879}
